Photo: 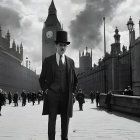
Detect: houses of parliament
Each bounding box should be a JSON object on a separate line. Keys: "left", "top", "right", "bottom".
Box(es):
{"left": 0, "top": 27, "right": 40, "bottom": 93}
{"left": 1, "top": 0, "right": 139, "bottom": 96}
{"left": 42, "top": 0, "right": 140, "bottom": 96}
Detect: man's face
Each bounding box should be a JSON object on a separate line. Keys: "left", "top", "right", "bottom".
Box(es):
{"left": 56, "top": 43, "right": 67, "bottom": 55}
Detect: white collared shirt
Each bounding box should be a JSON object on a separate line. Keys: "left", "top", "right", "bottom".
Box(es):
{"left": 56, "top": 53, "right": 65, "bottom": 66}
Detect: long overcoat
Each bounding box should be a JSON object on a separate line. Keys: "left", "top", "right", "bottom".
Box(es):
{"left": 39, "top": 54, "right": 78, "bottom": 118}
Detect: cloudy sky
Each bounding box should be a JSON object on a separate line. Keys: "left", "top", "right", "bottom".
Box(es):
{"left": 0, "top": 0, "right": 140, "bottom": 74}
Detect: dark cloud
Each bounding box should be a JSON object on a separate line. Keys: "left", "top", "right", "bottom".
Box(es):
{"left": 0, "top": 6, "right": 21, "bottom": 30}
{"left": 69, "top": 0, "right": 126, "bottom": 50}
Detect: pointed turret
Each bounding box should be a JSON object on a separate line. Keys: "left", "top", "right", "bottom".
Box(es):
{"left": 91, "top": 48, "right": 92, "bottom": 58}
{"left": 82, "top": 51, "right": 84, "bottom": 56}
{"left": 29, "top": 60, "right": 31, "bottom": 69}
{"left": 6, "top": 30, "right": 10, "bottom": 40}
{"left": 17, "top": 45, "right": 20, "bottom": 53}
{"left": 12, "top": 40, "right": 16, "bottom": 51}
{"left": 6, "top": 30, "right": 10, "bottom": 48}
{"left": 49, "top": 0, "right": 56, "bottom": 15}
{"left": 114, "top": 27, "right": 120, "bottom": 43}
{"left": 111, "top": 27, "right": 121, "bottom": 55}
{"left": 26, "top": 57, "right": 28, "bottom": 68}
{"left": 20, "top": 42, "right": 23, "bottom": 61}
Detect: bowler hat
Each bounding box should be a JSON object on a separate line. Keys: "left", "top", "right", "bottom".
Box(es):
{"left": 55, "top": 30, "right": 70, "bottom": 45}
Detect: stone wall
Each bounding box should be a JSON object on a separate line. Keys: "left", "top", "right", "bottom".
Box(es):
{"left": 0, "top": 46, "right": 40, "bottom": 93}
{"left": 99, "top": 93, "right": 140, "bottom": 116}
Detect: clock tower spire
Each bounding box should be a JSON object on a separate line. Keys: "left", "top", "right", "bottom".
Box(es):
{"left": 42, "top": 0, "right": 62, "bottom": 62}
{"left": 48, "top": 0, "right": 56, "bottom": 15}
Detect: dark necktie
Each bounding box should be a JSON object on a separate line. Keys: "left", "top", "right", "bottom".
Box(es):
{"left": 59, "top": 55, "right": 63, "bottom": 67}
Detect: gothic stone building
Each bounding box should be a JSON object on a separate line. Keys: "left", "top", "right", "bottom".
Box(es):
{"left": 77, "top": 24, "right": 140, "bottom": 96}
{"left": 0, "top": 26, "right": 40, "bottom": 93}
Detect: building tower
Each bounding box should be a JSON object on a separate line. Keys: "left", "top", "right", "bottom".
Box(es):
{"left": 111, "top": 27, "right": 121, "bottom": 55}
{"left": 42, "top": 0, "right": 62, "bottom": 62}
{"left": 79, "top": 47, "right": 92, "bottom": 72}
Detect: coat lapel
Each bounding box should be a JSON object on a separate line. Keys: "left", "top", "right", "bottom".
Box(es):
{"left": 65, "top": 56, "right": 72, "bottom": 88}
{"left": 51, "top": 54, "right": 57, "bottom": 80}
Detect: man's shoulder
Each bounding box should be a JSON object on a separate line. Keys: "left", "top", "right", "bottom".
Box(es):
{"left": 66, "top": 55, "right": 74, "bottom": 63}
{"left": 44, "top": 54, "right": 56, "bottom": 62}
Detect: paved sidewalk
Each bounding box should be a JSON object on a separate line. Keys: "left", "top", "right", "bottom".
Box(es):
{"left": 0, "top": 99, "right": 140, "bottom": 140}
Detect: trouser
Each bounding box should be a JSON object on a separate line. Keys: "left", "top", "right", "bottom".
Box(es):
{"left": 47, "top": 91, "right": 69, "bottom": 140}
{"left": 79, "top": 103, "right": 83, "bottom": 110}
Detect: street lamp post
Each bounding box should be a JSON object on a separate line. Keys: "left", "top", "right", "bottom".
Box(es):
{"left": 127, "top": 16, "right": 134, "bottom": 89}
{"left": 127, "top": 16, "right": 134, "bottom": 47}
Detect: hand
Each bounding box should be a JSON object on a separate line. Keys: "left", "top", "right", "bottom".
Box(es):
{"left": 44, "top": 89, "right": 48, "bottom": 95}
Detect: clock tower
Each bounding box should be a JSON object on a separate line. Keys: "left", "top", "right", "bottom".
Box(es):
{"left": 42, "top": 0, "right": 62, "bottom": 61}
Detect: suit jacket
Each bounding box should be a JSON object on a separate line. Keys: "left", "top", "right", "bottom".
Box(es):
{"left": 39, "top": 54, "right": 78, "bottom": 117}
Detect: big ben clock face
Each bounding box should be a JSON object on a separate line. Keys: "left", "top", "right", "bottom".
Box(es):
{"left": 46, "top": 31, "right": 53, "bottom": 38}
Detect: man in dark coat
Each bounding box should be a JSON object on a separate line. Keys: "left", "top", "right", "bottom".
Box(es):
{"left": 95, "top": 90, "right": 100, "bottom": 107}
{"left": 21, "top": 90, "right": 26, "bottom": 106}
{"left": 76, "top": 89, "right": 85, "bottom": 111}
{"left": 13, "top": 92, "right": 18, "bottom": 107}
{"left": 8, "top": 92, "right": 12, "bottom": 104}
{"left": 39, "top": 30, "right": 78, "bottom": 140}
{"left": 90, "top": 91, "right": 95, "bottom": 103}
{"left": 0, "top": 89, "right": 5, "bottom": 116}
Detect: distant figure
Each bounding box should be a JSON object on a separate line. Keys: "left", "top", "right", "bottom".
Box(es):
{"left": 37, "top": 90, "right": 42, "bottom": 104}
{"left": 123, "top": 86, "right": 133, "bottom": 96}
{"left": 72, "top": 93, "right": 76, "bottom": 104}
{"left": 0, "top": 89, "right": 5, "bottom": 116}
{"left": 105, "top": 90, "right": 112, "bottom": 112}
{"left": 76, "top": 89, "right": 85, "bottom": 111}
{"left": 27, "top": 92, "right": 31, "bottom": 103}
{"left": 127, "top": 86, "right": 133, "bottom": 96}
{"left": 13, "top": 92, "right": 18, "bottom": 106}
{"left": 90, "top": 91, "right": 95, "bottom": 103}
{"left": 8, "top": 92, "right": 12, "bottom": 104}
{"left": 95, "top": 90, "right": 100, "bottom": 107}
{"left": 31, "top": 92, "right": 36, "bottom": 105}
{"left": 21, "top": 90, "right": 26, "bottom": 106}
{"left": 3, "top": 91, "right": 6, "bottom": 105}
{"left": 123, "top": 88, "right": 127, "bottom": 95}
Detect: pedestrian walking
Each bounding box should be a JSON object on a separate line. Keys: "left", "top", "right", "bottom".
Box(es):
{"left": 76, "top": 89, "right": 85, "bottom": 111}
{"left": 95, "top": 90, "right": 100, "bottom": 107}
{"left": 0, "top": 89, "right": 5, "bottom": 116}
{"left": 27, "top": 92, "right": 31, "bottom": 103}
{"left": 31, "top": 92, "right": 36, "bottom": 105}
{"left": 21, "top": 90, "right": 26, "bottom": 106}
{"left": 90, "top": 91, "right": 95, "bottom": 103}
{"left": 39, "top": 30, "right": 78, "bottom": 140}
{"left": 13, "top": 92, "right": 18, "bottom": 106}
{"left": 8, "top": 91, "right": 12, "bottom": 104}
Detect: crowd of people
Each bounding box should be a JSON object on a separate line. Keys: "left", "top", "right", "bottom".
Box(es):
{"left": 0, "top": 88, "right": 43, "bottom": 116}
{"left": 0, "top": 86, "right": 134, "bottom": 116}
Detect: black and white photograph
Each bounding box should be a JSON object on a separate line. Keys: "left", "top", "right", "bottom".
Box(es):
{"left": 0, "top": 0, "right": 140, "bottom": 139}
